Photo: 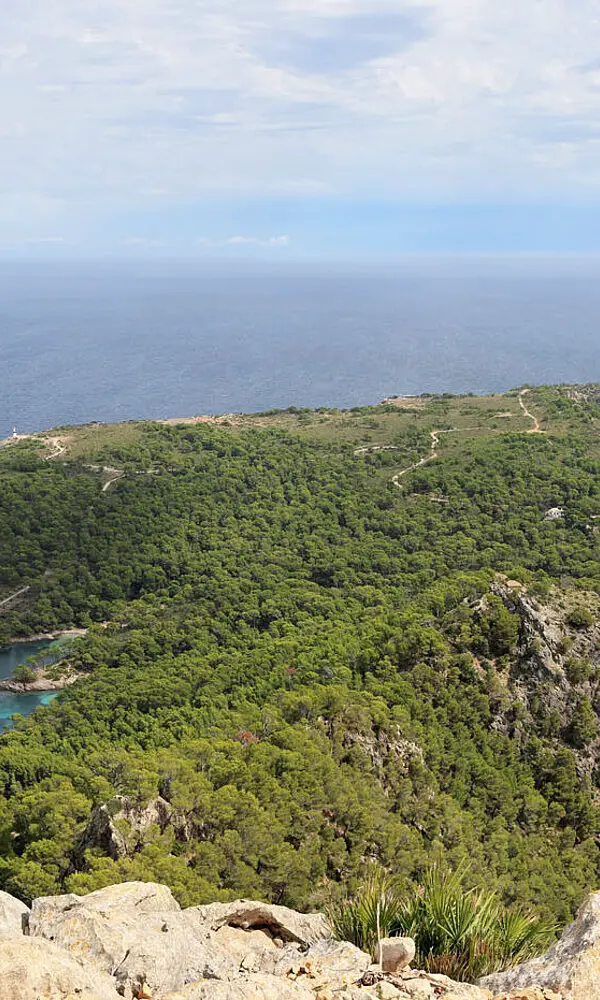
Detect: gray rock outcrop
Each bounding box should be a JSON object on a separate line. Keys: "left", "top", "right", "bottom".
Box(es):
{"left": 79, "top": 797, "right": 174, "bottom": 860}
{"left": 480, "top": 889, "right": 600, "bottom": 999}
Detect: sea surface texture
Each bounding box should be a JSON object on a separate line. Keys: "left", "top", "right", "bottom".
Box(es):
{"left": 2, "top": 256, "right": 600, "bottom": 434}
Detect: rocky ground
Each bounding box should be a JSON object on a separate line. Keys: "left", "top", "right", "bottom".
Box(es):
{"left": 1, "top": 880, "right": 599, "bottom": 1000}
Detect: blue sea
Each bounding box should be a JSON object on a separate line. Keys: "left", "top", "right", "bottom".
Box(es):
{"left": 0, "top": 641, "right": 58, "bottom": 732}
{"left": 2, "top": 256, "right": 600, "bottom": 434}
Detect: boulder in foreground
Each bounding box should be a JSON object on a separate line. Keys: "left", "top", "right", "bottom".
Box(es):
{"left": 29, "top": 880, "right": 237, "bottom": 997}
{"left": 0, "top": 933, "right": 119, "bottom": 1000}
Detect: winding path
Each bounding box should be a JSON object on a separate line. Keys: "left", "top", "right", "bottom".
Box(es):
{"left": 87, "top": 464, "right": 126, "bottom": 491}
{"left": 353, "top": 444, "right": 403, "bottom": 457}
{"left": 518, "top": 389, "right": 542, "bottom": 433}
{"left": 102, "top": 469, "right": 126, "bottom": 492}
{"left": 357, "top": 396, "right": 543, "bottom": 494}
{"left": 0, "top": 585, "right": 30, "bottom": 608}
{"left": 42, "top": 436, "right": 68, "bottom": 460}
{"left": 391, "top": 430, "right": 441, "bottom": 489}
{"left": 388, "top": 427, "right": 482, "bottom": 490}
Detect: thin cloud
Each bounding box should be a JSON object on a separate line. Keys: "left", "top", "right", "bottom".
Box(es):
{"left": 221, "top": 235, "right": 291, "bottom": 246}
{"left": 226, "top": 235, "right": 259, "bottom": 245}
{"left": 24, "top": 236, "right": 65, "bottom": 244}
{"left": 124, "top": 237, "right": 163, "bottom": 246}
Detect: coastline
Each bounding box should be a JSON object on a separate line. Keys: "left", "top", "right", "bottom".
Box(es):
{"left": 8, "top": 628, "right": 88, "bottom": 645}
{"left": 0, "top": 672, "right": 80, "bottom": 694}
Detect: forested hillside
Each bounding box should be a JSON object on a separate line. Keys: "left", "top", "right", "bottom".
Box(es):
{"left": 1, "top": 385, "right": 600, "bottom": 924}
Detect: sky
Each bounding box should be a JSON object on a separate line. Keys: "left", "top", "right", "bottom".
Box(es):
{"left": 2, "top": 0, "right": 600, "bottom": 256}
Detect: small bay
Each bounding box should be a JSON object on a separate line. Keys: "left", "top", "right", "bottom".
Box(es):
{"left": 0, "top": 640, "right": 59, "bottom": 733}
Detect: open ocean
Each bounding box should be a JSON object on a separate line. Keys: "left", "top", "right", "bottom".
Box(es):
{"left": 1, "top": 256, "right": 600, "bottom": 435}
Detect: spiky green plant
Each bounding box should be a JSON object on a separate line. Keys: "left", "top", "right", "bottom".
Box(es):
{"left": 328, "top": 865, "right": 555, "bottom": 983}
{"left": 327, "top": 872, "right": 404, "bottom": 957}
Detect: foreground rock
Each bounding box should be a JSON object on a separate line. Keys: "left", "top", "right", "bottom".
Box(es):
{"left": 29, "top": 881, "right": 237, "bottom": 997}
{"left": 186, "top": 898, "right": 331, "bottom": 946}
{"left": 375, "top": 937, "right": 416, "bottom": 973}
{"left": 163, "top": 974, "right": 315, "bottom": 1000}
{"left": 480, "top": 890, "right": 600, "bottom": 999}
{"left": 0, "top": 880, "right": 572, "bottom": 1000}
{"left": 0, "top": 934, "right": 118, "bottom": 1000}
{"left": 0, "top": 890, "right": 29, "bottom": 935}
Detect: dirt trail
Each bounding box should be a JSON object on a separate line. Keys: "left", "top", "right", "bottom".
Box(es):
{"left": 360, "top": 426, "right": 483, "bottom": 491}
{"left": 101, "top": 469, "right": 126, "bottom": 492}
{"left": 518, "top": 389, "right": 542, "bottom": 433}
{"left": 357, "top": 405, "right": 542, "bottom": 493}
{"left": 87, "top": 464, "right": 126, "bottom": 492}
{"left": 0, "top": 585, "right": 30, "bottom": 608}
{"left": 42, "top": 436, "right": 69, "bottom": 460}
{"left": 353, "top": 444, "right": 403, "bottom": 457}
{"left": 391, "top": 430, "right": 441, "bottom": 489}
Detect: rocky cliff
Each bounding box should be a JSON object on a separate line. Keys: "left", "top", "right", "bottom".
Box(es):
{"left": 2, "top": 880, "right": 598, "bottom": 1000}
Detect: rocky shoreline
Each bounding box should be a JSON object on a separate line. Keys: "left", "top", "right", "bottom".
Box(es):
{"left": 9, "top": 627, "right": 88, "bottom": 645}
{"left": 0, "top": 672, "right": 79, "bottom": 693}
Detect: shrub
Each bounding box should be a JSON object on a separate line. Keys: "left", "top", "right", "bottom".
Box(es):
{"left": 328, "top": 866, "right": 555, "bottom": 983}
{"left": 565, "top": 658, "right": 592, "bottom": 685}
{"left": 327, "top": 873, "right": 402, "bottom": 958}
{"left": 566, "top": 607, "right": 594, "bottom": 629}
{"left": 12, "top": 664, "right": 36, "bottom": 684}
{"left": 567, "top": 695, "right": 597, "bottom": 748}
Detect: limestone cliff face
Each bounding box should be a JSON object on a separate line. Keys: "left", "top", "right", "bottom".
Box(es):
{"left": 1, "top": 879, "right": 595, "bottom": 1000}
{"left": 76, "top": 797, "right": 175, "bottom": 861}
{"left": 487, "top": 579, "right": 600, "bottom": 774}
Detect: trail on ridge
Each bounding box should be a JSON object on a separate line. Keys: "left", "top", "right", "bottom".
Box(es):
{"left": 518, "top": 389, "right": 542, "bottom": 433}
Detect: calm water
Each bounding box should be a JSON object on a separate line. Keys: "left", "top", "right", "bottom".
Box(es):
{"left": 1, "top": 256, "right": 600, "bottom": 433}
{"left": 0, "top": 641, "right": 58, "bottom": 732}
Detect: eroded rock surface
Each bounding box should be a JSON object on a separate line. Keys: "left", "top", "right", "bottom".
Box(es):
{"left": 186, "top": 898, "right": 331, "bottom": 946}
{"left": 0, "top": 933, "right": 119, "bottom": 1000}
{"left": 29, "top": 881, "right": 236, "bottom": 998}
{"left": 162, "top": 973, "right": 315, "bottom": 1000}
{"left": 480, "top": 890, "right": 600, "bottom": 999}
{"left": 0, "top": 881, "right": 572, "bottom": 1000}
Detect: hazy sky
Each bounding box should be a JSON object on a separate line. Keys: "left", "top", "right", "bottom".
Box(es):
{"left": 2, "top": 0, "right": 600, "bottom": 255}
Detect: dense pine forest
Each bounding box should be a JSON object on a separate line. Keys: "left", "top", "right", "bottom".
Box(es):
{"left": 1, "top": 385, "right": 600, "bottom": 925}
